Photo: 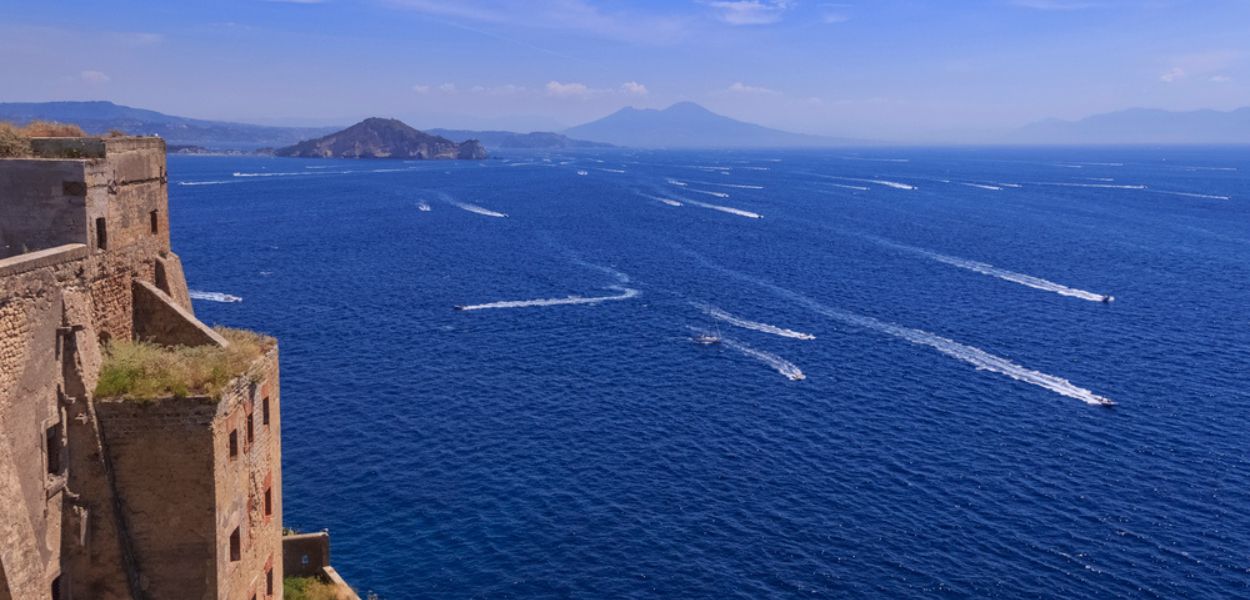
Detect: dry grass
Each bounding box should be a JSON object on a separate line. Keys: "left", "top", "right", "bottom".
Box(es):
{"left": 21, "top": 120, "right": 87, "bottom": 137}
{"left": 0, "top": 120, "right": 93, "bottom": 157}
{"left": 284, "top": 577, "right": 354, "bottom": 600}
{"left": 95, "top": 327, "right": 274, "bottom": 400}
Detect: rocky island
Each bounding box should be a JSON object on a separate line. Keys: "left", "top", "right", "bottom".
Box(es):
{"left": 276, "top": 117, "right": 487, "bottom": 159}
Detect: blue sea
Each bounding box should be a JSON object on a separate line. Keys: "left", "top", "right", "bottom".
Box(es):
{"left": 170, "top": 147, "right": 1249, "bottom": 598}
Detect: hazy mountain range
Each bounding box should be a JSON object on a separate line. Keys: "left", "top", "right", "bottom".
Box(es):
{"left": 1010, "top": 107, "right": 1250, "bottom": 145}
{"left": 275, "top": 118, "right": 486, "bottom": 160}
{"left": 2, "top": 100, "right": 1247, "bottom": 148}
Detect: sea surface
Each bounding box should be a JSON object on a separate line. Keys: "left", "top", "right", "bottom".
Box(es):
{"left": 170, "top": 147, "right": 1249, "bottom": 598}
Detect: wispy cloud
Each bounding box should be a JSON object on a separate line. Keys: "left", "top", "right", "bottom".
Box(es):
{"left": 621, "top": 81, "right": 649, "bottom": 95}
{"left": 546, "top": 80, "right": 590, "bottom": 97}
{"left": 80, "top": 70, "right": 111, "bottom": 84}
{"left": 704, "top": 0, "right": 793, "bottom": 25}
{"left": 726, "top": 81, "right": 781, "bottom": 95}
{"left": 1210, "top": 74, "right": 1232, "bottom": 83}
{"left": 1011, "top": 0, "right": 1099, "bottom": 10}
{"left": 384, "top": 0, "right": 686, "bottom": 44}
{"left": 1159, "top": 67, "right": 1185, "bottom": 83}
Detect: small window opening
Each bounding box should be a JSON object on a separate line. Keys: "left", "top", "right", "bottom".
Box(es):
{"left": 229, "top": 528, "right": 241, "bottom": 561}
{"left": 46, "top": 423, "right": 63, "bottom": 475}
{"left": 266, "top": 568, "right": 273, "bottom": 596}
{"left": 229, "top": 430, "right": 239, "bottom": 458}
{"left": 264, "top": 487, "right": 272, "bottom": 516}
{"left": 51, "top": 575, "right": 62, "bottom": 599}
{"left": 149, "top": 209, "right": 159, "bottom": 234}
{"left": 247, "top": 413, "right": 255, "bottom": 445}
{"left": 262, "top": 397, "right": 270, "bottom": 426}
{"left": 95, "top": 217, "right": 108, "bottom": 250}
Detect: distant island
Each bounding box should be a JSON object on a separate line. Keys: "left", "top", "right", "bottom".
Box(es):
{"left": 276, "top": 118, "right": 487, "bottom": 159}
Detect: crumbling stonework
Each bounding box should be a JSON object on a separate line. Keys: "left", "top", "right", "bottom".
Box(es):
{"left": 1, "top": 138, "right": 287, "bottom": 599}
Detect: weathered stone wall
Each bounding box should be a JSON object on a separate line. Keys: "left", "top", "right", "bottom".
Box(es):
{"left": 1, "top": 137, "right": 225, "bottom": 600}
{"left": 215, "top": 349, "right": 284, "bottom": 600}
{"left": 0, "top": 159, "right": 89, "bottom": 259}
{"left": 95, "top": 398, "right": 220, "bottom": 600}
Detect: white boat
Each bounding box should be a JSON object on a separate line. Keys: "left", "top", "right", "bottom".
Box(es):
{"left": 576, "top": 170, "right": 589, "bottom": 176}
{"left": 417, "top": 201, "right": 432, "bottom": 212}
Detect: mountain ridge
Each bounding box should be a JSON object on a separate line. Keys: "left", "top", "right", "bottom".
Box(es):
{"left": 275, "top": 117, "right": 487, "bottom": 159}
{"left": 564, "top": 102, "right": 861, "bottom": 148}
{"left": 1011, "top": 106, "right": 1250, "bottom": 144}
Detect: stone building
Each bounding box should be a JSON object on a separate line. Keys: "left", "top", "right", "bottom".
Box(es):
{"left": 0, "top": 137, "right": 287, "bottom": 599}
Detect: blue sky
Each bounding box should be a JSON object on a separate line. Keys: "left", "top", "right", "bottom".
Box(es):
{"left": 1, "top": 0, "right": 1247, "bottom": 139}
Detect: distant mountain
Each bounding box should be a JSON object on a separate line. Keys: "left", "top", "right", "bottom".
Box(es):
{"left": 428, "top": 129, "right": 613, "bottom": 149}
{"left": 0, "top": 101, "right": 338, "bottom": 149}
{"left": 564, "top": 102, "right": 856, "bottom": 148}
{"left": 276, "top": 118, "right": 486, "bottom": 159}
{"left": 1012, "top": 107, "right": 1250, "bottom": 145}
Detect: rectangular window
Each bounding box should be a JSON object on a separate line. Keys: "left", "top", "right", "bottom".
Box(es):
{"left": 264, "top": 487, "right": 272, "bottom": 516}
{"left": 229, "top": 430, "right": 239, "bottom": 458}
{"left": 266, "top": 568, "right": 273, "bottom": 596}
{"left": 51, "top": 575, "right": 62, "bottom": 599}
{"left": 262, "top": 397, "right": 270, "bottom": 426}
{"left": 229, "top": 527, "right": 241, "bottom": 561}
{"left": 46, "top": 423, "right": 63, "bottom": 475}
{"left": 247, "top": 413, "right": 255, "bottom": 445}
{"left": 149, "top": 209, "right": 159, "bottom": 234}
{"left": 95, "top": 217, "right": 107, "bottom": 250}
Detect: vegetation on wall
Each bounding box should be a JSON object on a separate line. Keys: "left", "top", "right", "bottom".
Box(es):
{"left": 95, "top": 327, "right": 274, "bottom": 400}
{"left": 284, "top": 577, "right": 354, "bottom": 600}
{"left": 0, "top": 121, "right": 89, "bottom": 157}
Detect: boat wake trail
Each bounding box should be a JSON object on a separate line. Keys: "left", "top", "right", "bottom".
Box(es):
{"left": 1149, "top": 190, "right": 1231, "bottom": 201}
{"left": 1032, "top": 182, "right": 1147, "bottom": 190}
{"left": 638, "top": 192, "right": 760, "bottom": 218}
{"left": 439, "top": 192, "right": 507, "bottom": 218}
{"left": 720, "top": 336, "right": 806, "bottom": 381}
{"left": 687, "top": 188, "right": 731, "bottom": 198}
{"left": 683, "top": 198, "right": 762, "bottom": 219}
{"left": 865, "top": 236, "right": 1110, "bottom": 302}
{"left": 960, "top": 182, "right": 1003, "bottom": 191}
{"left": 695, "top": 303, "right": 815, "bottom": 340}
{"left": 693, "top": 257, "right": 1115, "bottom": 405}
{"left": 177, "top": 180, "right": 240, "bottom": 186}
{"left": 190, "top": 290, "right": 243, "bottom": 303}
{"left": 458, "top": 261, "right": 639, "bottom": 311}
{"left": 457, "top": 286, "right": 638, "bottom": 311}
{"left": 822, "top": 176, "right": 916, "bottom": 190}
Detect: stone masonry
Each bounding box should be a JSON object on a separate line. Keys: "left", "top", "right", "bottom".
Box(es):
{"left": 1, "top": 137, "right": 286, "bottom": 599}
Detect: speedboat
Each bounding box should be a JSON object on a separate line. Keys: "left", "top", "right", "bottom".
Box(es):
{"left": 453, "top": 305, "right": 465, "bottom": 311}
{"left": 1101, "top": 295, "right": 1115, "bottom": 304}
{"left": 693, "top": 333, "right": 721, "bottom": 346}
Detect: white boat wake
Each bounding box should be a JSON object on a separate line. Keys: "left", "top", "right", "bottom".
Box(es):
{"left": 189, "top": 290, "right": 243, "bottom": 303}
{"left": 683, "top": 198, "right": 762, "bottom": 219}
{"left": 720, "top": 337, "right": 806, "bottom": 381}
{"left": 1149, "top": 190, "right": 1231, "bottom": 201}
{"left": 449, "top": 201, "right": 507, "bottom": 218}
{"left": 1032, "top": 182, "right": 1147, "bottom": 190}
{"left": 456, "top": 286, "right": 638, "bottom": 311}
{"left": 961, "top": 182, "right": 1003, "bottom": 191}
{"left": 178, "top": 180, "right": 240, "bottom": 186}
{"left": 698, "top": 258, "right": 1115, "bottom": 406}
{"left": 666, "top": 178, "right": 688, "bottom": 186}
{"left": 823, "top": 175, "right": 916, "bottom": 190}
{"left": 865, "top": 236, "right": 1110, "bottom": 302}
{"left": 695, "top": 303, "right": 815, "bottom": 340}
{"left": 687, "top": 188, "right": 731, "bottom": 198}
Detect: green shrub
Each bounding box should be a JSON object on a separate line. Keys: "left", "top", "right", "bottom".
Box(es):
{"left": 94, "top": 327, "right": 274, "bottom": 400}
{"left": 285, "top": 577, "right": 349, "bottom": 600}
{"left": 0, "top": 122, "right": 32, "bottom": 157}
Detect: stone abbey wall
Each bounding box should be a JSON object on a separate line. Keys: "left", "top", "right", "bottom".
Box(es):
{"left": 0, "top": 137, "right": 288, "bottom": 600}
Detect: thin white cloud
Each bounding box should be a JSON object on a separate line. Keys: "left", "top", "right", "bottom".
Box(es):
{"left": 1210, "top": 75, "right": 1232, "bottom": 83}
{"left": 727, "top": 81, "right": 781, "bottom": 95}
{"left": 705, "top": 0, "right": 792, "bottom": 25}
{"left": 412, "top": 84, "right": 431, "bottom": 94}
{"left": 1160, "top": 67, "right": 1185, "bottom": 83}
{"left": 822, "top": 12, "right": 850, "bottom": 24}
{"left": 621, "top": 81, "right": 648, "bottom": 95}
{"left": 80, "top": 70, "right": 111, "bottom": 84}
{"left": 546, "top": 80, "right": 590, "bottom": 97}
{"left": 384, "top": 0, "right": 686, "bottom": 44}
{"left": 438, "top": 82, "right": 457, "bottom": 93}
{"left": 1011, "top": 0, "right": 1098, "bottom": 10}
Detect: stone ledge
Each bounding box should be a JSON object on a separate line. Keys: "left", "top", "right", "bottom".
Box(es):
{"left": 0, "top": 243, "right": 87, "bottom": 278}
